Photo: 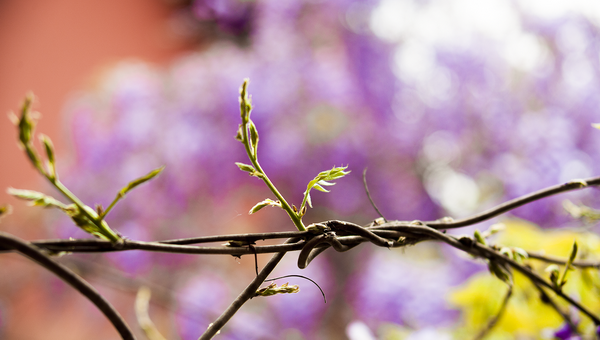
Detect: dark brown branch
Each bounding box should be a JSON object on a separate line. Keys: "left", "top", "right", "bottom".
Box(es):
{"left": 533, "top": 282, "right": 579, "bottom": 333}
{"left": 528, "top": 252, "right": 600, "bottom": 269}
{"left": 424, "top": 177, "right": 600, "bottom": 229}
{"left": 472, "top": 243, "right": 600, "bottom": 325}
{"left": 0, "top": 231, "right": 135, "bottom": 340}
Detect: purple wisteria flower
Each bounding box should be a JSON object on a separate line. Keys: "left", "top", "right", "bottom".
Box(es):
{"left": 54, "top": 0, "right": 600, "bottom": 338}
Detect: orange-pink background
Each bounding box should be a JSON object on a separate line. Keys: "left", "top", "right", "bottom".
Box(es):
{"left": 0, "top": 1, "right": 185, "bottom": 338}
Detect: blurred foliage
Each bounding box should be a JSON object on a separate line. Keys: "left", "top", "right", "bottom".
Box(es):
{"left": 449, "top": 220, "right": 600, "bottom": 338}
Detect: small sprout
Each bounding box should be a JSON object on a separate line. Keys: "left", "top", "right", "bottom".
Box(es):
{"left": 499, "top": 247, "right": 513, "bottom": 259}
{"left": 235, "top": 162, "right": 259, "bottom": 177}
{"left": 39, "top": 134, "right": 56, "bottom": 179}
{"left": 0, "top": 205, "right": 12, "bottom": 221}
{"left": 512, "top": 247, "right": 529, "bottom": 262}
{"left": 64, "top": 204, "right": 116, "bottom": 241}
{"left": 239, "top": 79, "right": 252, "bottom": 122}
{"left": 373, "top": 217, "right": 386, "bottom": 226}
{"left": 569, "top": 179, "right": 588, "bottom": 188}
{"left": 481, "top": 223, "right": 505, "bottom": 238}
{"left": 546, "top": 264, "right": 561, "bottom": 289}
{"left": 249, "top": 198, "right": 281, "bottom": 214}
{"left": 306, "top": 223, "right": 330, "bottom": 233}
{"left": 488, "top": 261, "right": 512, "bottom": 285}
{"left": 299, "top": 204, "right": 307, "bottom": 217}
{"left": 458, "top": 236, "right": 474, "bottom": 247}
{"left": 249, "top": 121, "right": 259, "bottom": 156}
{"left": 436, "top": 216, "right": 454, "bottom": 223}
{"left": 255, "top": 282, "right": 300, "bottom": 297}
{"left": 235, "top": 124, "right": 244, "bottom": 142}
{"left": 559, "top": 240, "right": 578, "bottom": 289}
{"left": 12, "top": 94, "right": 37, "bottom": 146}
{"left": 473, "top": 229, "right": 487, "bottom": 246}
{"left": 224, "top": 240, "right": 255, "bottom": 247}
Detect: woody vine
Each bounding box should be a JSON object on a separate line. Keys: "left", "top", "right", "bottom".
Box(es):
{"left": 1, "top": 79, "right": 600, "bottom": 339}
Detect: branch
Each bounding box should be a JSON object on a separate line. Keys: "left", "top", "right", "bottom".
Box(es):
{"left": 532, "top": 282, "right": 579, "bottom": 334}
{"left": 0, "top": 231, "right": 135, "bottom": 340}
{"left": 528, "top": 252, "right": 600, "bottom": 269}
{"left": 473, "top": 285, "right": 512, "bottom": 340}
{"left": 424, "top": 177, "right": 600, "bottom": 229}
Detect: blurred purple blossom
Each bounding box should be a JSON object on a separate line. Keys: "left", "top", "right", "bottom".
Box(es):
{"left": 55, "top": 0, "right": 600, "bottom": 337}
{"left": 553, "top": 322, "right": 580, "bottom": 340}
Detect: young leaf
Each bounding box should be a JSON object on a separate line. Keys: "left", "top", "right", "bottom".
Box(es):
{"left": 7, "top": 188, "right": 68, "bottom": 209}
{"left": 249, "top": 198, "right": 281, "bottom": 214}
{"left": 254, "top": 282, "right": 299, "bottom": 297}
{"left": 39, "top": 134, "right": 56, "bottom": 179}
{"left": 488, "top": 261, "right": 512, "bottom": 285}
{"left": 120, "top": 166, "right": 165, "bottom": 197}
{"left": 99, "top": 166, "right": 165, "bottom": 219}
{"left": 512, "top": 247, "right": 529, "bottom": 263}
{"left": 13, "top": 94, "right": 36, "bottom": 146}
{"left": 302, "top": 166, "right": 350, "bottom": 209}
{"left": 235, "top": 162, "right": 256, "bottom": 173}
{"left": 0, "top": 205, "right": 12, "bottom": 220}
{"left": 249, "top": 121, "right": 259, "bottom": 156}
{"left": 473, "top": 229, "right": 488, "bottom": 246}
{"left": 546, "top": 264, "right": 561, "bottom": 289}
{"left": 239, "top": 79, "right": 252, "bottom": 122}
{"left": 559, "top": 240, "right": 578, "bottom": 288}
{"left": 235, "top": 162, "right": 261, "bottom": 178}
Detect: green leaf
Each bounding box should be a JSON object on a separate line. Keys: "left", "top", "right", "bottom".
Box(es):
{"left": 474, "top": 229, "right": 487, "bottom": 246}
{"left": 235, "top": 162, "right": 256, "bottom": 173}
{"left": 488, "top": 261, "right": 512, "bottom": 285}
{"left": 249, "top": 121, "right": 259, "bottom": 155}
{"left": 249, "top": 198, "right": 281, "bottom": 214}
{"left": 545, "top": 264, "right": 560, "bottom": 289}
{"left": 512, "top": 247, "right": 529, "bottom": 262}
{"left": 39, "top": 134, "right": 56, "bottom": 179}
{"left": 302, "top": 166, "right": 350, "bottom": 209}
{"left": 559, "top": 240, "right": 578, "bottom": 288}
{"left": 99, "top": 166, "right": 165, "bottom": 220}
{"left": 14, "top": 95, "right": 36, "bottom": 146}
{"left": 239, "top": 79, "right": 252, "bottom": 122}
{"left": 7, "top": 188, "right": 68, "bottom": 209}
{"left": 235, "top": 124, "right": 244, "bottom": 142}
{"left": 120, "top": 166, "right": 165, "bottom": 197}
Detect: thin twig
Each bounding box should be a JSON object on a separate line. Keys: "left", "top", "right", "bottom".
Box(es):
{"left": 527, "top": 252, "right": 600, "bottom": 269}
{"left": 424, "top": 177, "right": 600, "bottom": 229}
{"left": 532, "top": 282, "right": 579, "bottom": 333}
{"left": 472, "top": 243, "right": 600, "bottom": 325}
{"left": 198, "top": 237, "right": 300, "bottom": 340}
{"left": 473, "top": 285, "right": 512, "bottom": 340}
{"left": 0, "top": 231, "right": 135, "bottom": 340}
{"left": 362, "top": 168, "right": 386, "bottom": 221}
